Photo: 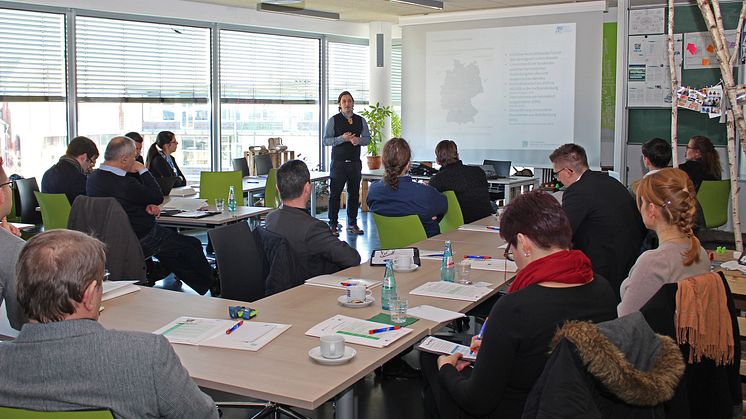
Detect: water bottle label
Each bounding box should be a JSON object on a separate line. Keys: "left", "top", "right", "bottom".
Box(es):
{"left": 445, "top": 256, "right": 454, "bottom": 268}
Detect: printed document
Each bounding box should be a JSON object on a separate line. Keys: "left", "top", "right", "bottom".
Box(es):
{"left": 418, "top": 336, "right": 476, "bottom": 361}
{"left": 102, "top": 281, "right": 139, "bottom": 301}
{"left": 458, "top": 224, "right": 500, "bottom": 233}
{"left": 409, "top": 282, "right": 493, "bottom": 302}
{"left": 154, "top": 316, "right": 290, "bottom": 351}
{"left": 305, "top": 275, "right": 381, "bottom": 290}
{"left": 305, "top": 315, "right": 412, "bottom": 348}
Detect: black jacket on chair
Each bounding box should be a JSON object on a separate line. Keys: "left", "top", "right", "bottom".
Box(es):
{"left": 254, "top": 227, "right": 304, "bottom": 297}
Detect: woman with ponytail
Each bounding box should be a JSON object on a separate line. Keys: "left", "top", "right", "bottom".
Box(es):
{"left": 146, "top": 131, "right": 186, "bottom": 187}
{"left": 618, "top": 168, "right": 709, "bottom": 316}
{"left": 366, "top": 138, "right": 447, "bottom": 237}
{"left": 679, "top": 135, "right": 722, "bottom": 190}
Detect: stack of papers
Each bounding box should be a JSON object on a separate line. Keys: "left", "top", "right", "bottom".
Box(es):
{"left": 406, "top": 305, "right": 465, "bottom": 322}
{"left": 469, "top": 258, "right": 517, "bottom": 272}
{"left": 305, "top": 275, "right": 381, "bottom": 290}
{"left": 409, "top": 281, "right": 493, "bottom": 302}
{"left": 306, "top": 315, "right": 412, "bottom": 348}
{"left": 417, "top": 336, "right": 476, "bottom": 361}
{"left": 458, "top": 224, "right": 501, "bottom": 233}
{"left": 161, "top": 198, "right": 208, "bottom": 212}
{"left": 154, "top": 316, "right": 290, "bottom": 351}
{"left": 169, "top": 186, "right": 196, "bottom": 197}
{"left": 102, "top": 281, "right": 140, "bottom": 301}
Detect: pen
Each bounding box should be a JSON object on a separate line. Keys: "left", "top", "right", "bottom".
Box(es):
{"left": 225, "top": 320, "right": 243, "bottom": 334}
{"left": 368, "top": 326, "right": 401, "bottom": 334}
{"left": 340, "top": 282, "right": 356, "bottom": 287}
{"left": 471, "top": 318, "right": 488, "bottom": 354}
{"left": 423, "top": 253, "right": 444, "bottom": 257}
{"left": 485, "top": 226, "right": 500, "bottom": 231}
{"left": 464, "top": 255, "right": 492, "bottom": 260}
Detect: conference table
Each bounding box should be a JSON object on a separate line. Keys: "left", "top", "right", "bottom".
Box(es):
{"left": 98, "top": 216, "right": 510, "bottom": 418}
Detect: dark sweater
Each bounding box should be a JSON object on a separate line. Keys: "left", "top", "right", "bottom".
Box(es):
{"left": 428, "top": 161, "right": 493, "bottom": 224}
{"left": 41, "top": 157, "right": 87, "bottom": 204}
{"left": 679, "top": 159, "right": 719, "bottom": 191}
{"left": 148, "top": 153, "right": 186, "bottom": 187}
{"left": 438, "top": 277, "right": 617, "bottom": 418}
{"left": 86, "top": 168, "right": 164, "bottom": 238}
{"left": 366, "top": 176, "right": 448, "bottom": 237}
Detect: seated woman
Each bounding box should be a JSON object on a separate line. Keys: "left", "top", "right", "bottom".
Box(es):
{"left": 618, "top": 168, "right": 709, "bottom": 317}
{"left": 679, "top": 135, "right": 721, "bottom": 190}
{"left": 367, "top": 137, "right": 447, "bottom": 237}
{"left": 146, "top": 131, "right": 186, "bottom": 187}
{"left": 420, "top": 191, "right": 617, "bottom": 419}
{"left": 428, "top": 140, "right": 494, "bottom": 224}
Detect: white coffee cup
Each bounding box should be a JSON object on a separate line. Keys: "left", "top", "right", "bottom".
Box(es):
{"left": 320, "top": 334, "right": 345, "bottom": 359}
{"left": 394, "top": 254, "right": 414, "bottom": 270}
{"left": 347, "top": 284, "right": 372, "bottom": 303}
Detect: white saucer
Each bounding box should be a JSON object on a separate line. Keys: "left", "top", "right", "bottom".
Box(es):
{"left": 337, "top": 295, "right": 375, "bottom": 308}
{"left": 308, "top": 346, "right": 357, "bottom": 365}
{"left": 393, "top": 263, "right": 419, "bottom": 273}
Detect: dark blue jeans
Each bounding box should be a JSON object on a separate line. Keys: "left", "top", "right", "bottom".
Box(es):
{"left": 328, "top": 160, "right": 362, "bottom": 226}
{"left": 139, "top": 223, "right": 213, "bottom": 295}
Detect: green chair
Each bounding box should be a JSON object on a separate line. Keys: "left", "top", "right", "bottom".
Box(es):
{"left": 199, "top": 170, "right": 244, "bottom": 206}
{"left": 439, "top": 190, "right": 464, "bottom": 234}
{"left": 264, "top": 168, "right": 280, "bottom": 209}
{"left": 0, "top": 406, "right": 114, "bottom": 418}
{"left": 373, "top": 213, "right": 427, "bottom": 249}
{"left": 697, "top": 180, "right": 731, "bottom": 228}
{"left": 33, "top": 192, "right": 71, "bottom": 230}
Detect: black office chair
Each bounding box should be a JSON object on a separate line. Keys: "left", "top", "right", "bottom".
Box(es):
{"left": 208, "top": 221, "right": 265, "bottom": 302}
{"left": 14, "top": 177, "right": 42, "bottom": 225}
{"left": 232, "top": 157, "right": 250, "bottom": 177}
{"left": 255, "top": 154, "right": 273, "bottom": 176}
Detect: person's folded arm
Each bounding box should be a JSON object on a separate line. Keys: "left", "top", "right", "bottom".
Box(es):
{"left": 322, "top": 118, "right": 345, "bottom": 147}
{"left": 120, "top": 171, "right": 164, "bottom": 206}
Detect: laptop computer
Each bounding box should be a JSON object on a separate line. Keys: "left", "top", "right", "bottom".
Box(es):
{"left": 471, "top": 164, "right": 499, "bottom": 180}
{"left": 483, "top": 160, "right": 511, "bottom": 178}
{"left": 156, "top": 176, "right": 178, "bottom": 196}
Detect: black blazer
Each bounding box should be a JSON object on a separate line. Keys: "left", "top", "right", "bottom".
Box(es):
{"left": 148, "top": 154, "right": 186, "bottom": 187}
{"left": 428, "top": 161, "right": 494, "bottom": 224}
{"left": 562, "top": 170, "right": 646, "bottom": 300}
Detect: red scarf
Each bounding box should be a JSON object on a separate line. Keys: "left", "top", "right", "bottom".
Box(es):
{"left": 508, "top": 250, "right": 593, "bottom": 293}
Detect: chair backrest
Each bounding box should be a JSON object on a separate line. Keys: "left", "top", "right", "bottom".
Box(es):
{"left": 7, "top": 182, "right": 19, "bottom": 222}
{"left": 199, "top": 171, "right": 244, "bottom": 206}
{"left": 255, "top": 154, "right": 273, "bottom": 176}
{"left": 34, "top": 192, "right": 71, "bottom": 230}
{"left": 0, "top": 406, "right": 114, "bottom": 418}
{"left": 232, "top": 157, "right": 250, "bottom": 177}
{"left": 208, "top": 221, "right": 265, "bottom": 302}
{"left": 14, "top": 177, "right": 42, "bottom": 224}
{"left": 697, "top": 180, "right": 730, "bottom": 228}
{"left": 438, "top": 191, "right": 464, "bottom": 234}
{"left": 263, "top": 168, "right": 280, "bottom": 209}
{"left": 372, "top": 213, "right": 427, "bottom": 249}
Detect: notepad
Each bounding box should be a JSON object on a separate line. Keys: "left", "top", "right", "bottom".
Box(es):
{"left": 102, "top": 281, "right": 140, "bottom": 301}
{"left": 169, "top": 186, "right": 196, "bottom": 197}
{"left": 170, "top": 210, "right": 220, "bottom": 218}
{"left": 469, "top": 258, "right": 517, "bottom": 272}
{"left": 409, "top": 281, "right": 493, "bottom": 302}
{"left": 417, "top": 336, "right": 476, "bottom": 361}
{"left": 305, "top": 275, "right": 381, "bottom": 290}
{"left": 154, "top": 316, "right": 290, "bottom": 351}
{"left": 161, "top": 197, "right": 208, "bottom": 212}
{"left": 406, "top": 305, "right": 466, "bottom": 322}
{"left": 457, "top": 224, "right": 501, "bottom": 233}
{"left": 305, "top": 315, "right": 412, "bottom": 348}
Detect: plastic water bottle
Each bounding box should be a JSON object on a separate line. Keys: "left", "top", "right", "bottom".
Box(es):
{"left": 381, "top": 260, "right": 397, "bottom": 311}
{"left": 227, "top": 186, "right": 237, "bottom": 212}
{"left": 440, "top": 240, "right": 455, "bottom": 282}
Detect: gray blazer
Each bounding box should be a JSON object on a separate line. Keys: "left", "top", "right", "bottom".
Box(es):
{"left": 0, "top": 319, "right": 218, "bottom": 419}
{"left": 0, "top": 227, "right": 26, "bottom": 330}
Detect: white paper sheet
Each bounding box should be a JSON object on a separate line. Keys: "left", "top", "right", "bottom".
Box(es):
{"left": 305, "top": 275, "right": 381, "bottom": 290}
{"left": 169, "top": 186, "right": 196, "bottom": 197}
{"left": 469, "top": 258, "right": 517, "bottom": 273}
{"left": 305, "top": 315, "right": 412, "bottom": 348}
{"left": 161, "top": 198, "right": 208, "bottom": 211}
{"left": 457, "top": 224, "right": 501, "bottom": 233}
{"left": 406, "top": 305, "right": 466, "bottom": 322}
{"left": 417, "top": 336, "right": 476, "bottom": 361}
{"left": 101, "top": 281, "right": 140, "bottom": 301}
{"left": 153, "top": 316, "right": 290, "bottom": 351}
{"left": 409, "top": 282, "right": 493, "bottom": 302}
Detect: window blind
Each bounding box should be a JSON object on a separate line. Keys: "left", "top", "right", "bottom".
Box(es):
{"left": 76, "top": 16, "right": 210, "bottom": 102}
{"left": 0, "top": 8, "right": 65, "bottom": 100}
{"left": 328, "top": 42, "right": 369, "bottom": 105}
{"left": 391, "top": 43, "right": 401, "bottom": 106}
{"left": 220, "top": 30, "right": 319, "bottom": 103}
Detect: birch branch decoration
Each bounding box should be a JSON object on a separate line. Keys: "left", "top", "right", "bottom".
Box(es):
{"left": 668, "top": 0, "right": 679, "bottom": 166}
{"left": 726, "top": 110, "right": 743, "bottom": 252}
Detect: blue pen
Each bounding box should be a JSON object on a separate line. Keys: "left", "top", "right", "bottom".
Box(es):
{"left": 225, "top": 320, "right": 243, "bottom": 335}
{"left": 465, "top": 255, "right": 492, "bottom": 260}
{"left": 424, "top": 253, "right": 444, "bottom": 257}
{"left": 470, "top": 318, "right": 488, "bottom": 354}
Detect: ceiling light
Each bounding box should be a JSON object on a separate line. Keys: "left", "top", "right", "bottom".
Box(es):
{"left": 391, "top": 0, "right": 444, "bottom": 10}
{"left": 256, "top": 3, "right": 339, "bottom": 20}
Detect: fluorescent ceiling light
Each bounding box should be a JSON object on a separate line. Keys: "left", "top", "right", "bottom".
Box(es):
{"left": 256, "top": 3, "right": 340, "bottom": 20}
{"left": 391, "top": 0, "right": 444, "bottom": 10}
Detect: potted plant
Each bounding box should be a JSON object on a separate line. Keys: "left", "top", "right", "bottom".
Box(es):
{"left": 360, "top": 102, "right": 393, "bottom": 170}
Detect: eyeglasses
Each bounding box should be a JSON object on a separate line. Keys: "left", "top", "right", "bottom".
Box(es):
{"left": 503, "top": 242, "right": 515, "bottom": 262}
{"left": 103, "top": 270, "right": 110, "bottom": 281}
{"left": 552, "top": 167, "right": 570, "bottom": 177}
{"left": 0, "top": 181, "right": 11, "bottom": 189}
{"left": 686, "top": 145, "right": 698, "bottom": 150}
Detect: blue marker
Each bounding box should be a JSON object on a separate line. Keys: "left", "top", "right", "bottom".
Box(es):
{"left": 471, "top": 318, "right": 488, "bottom": 354}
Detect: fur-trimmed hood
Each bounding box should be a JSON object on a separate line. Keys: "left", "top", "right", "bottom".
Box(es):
{"left": 551, "top": 312, "right": 685, "bottom": 406}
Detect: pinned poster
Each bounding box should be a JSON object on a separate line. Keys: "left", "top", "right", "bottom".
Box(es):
{"left": 684, "top": 30, "right": 737, "bottom": 69}
{"left": 627, "top": 34, "right": 683, "bottom": 107}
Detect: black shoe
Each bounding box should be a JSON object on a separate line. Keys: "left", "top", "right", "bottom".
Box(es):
{"left": 329, "top": 222, "right": 340, "bottom": 236}
{"left": 145, "top": 259, "right": 170, "bottom": 284}
{"left": 347, "top": 224, "right": 364, "bottom": 235}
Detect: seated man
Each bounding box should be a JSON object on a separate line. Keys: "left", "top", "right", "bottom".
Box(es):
{"left": 0, "top": 230, "right": 218, "bottom": 418}
{"left": 86, "top": 136, "right": 214, "bottom": 295}
{"left": 550, "top": 143, "right": 646, "bottom": 301}
{"left": 428, "top": 140, "right": 493, "bottom": 224}
{"left": 0, "top": 156, "right": 26, "bottom": 330}
{"left": 41, "top": 136, "right": 99, "bottom": 204}
{"left": 267, "top": 160, "right": 360, "bottom": 280}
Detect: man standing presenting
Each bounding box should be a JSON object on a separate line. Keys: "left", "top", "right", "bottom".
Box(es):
{"left": 323, "top": 91, "right": 370, "bottom": 236}
{"left": 0, "top": 230, "right": 218, "bottom": 418}
{"left": 550, "top": 144, "right": 646, "bottom": 300}
{"left": 266, "top": 160, "right": 360, "bottom": 281}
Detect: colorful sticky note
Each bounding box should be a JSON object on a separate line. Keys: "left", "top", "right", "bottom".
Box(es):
{"left": 687, "top": 43, "right": 697, "bottom": 55}
{"left": 706, "top": 44, "right": 715, "bottom": 54}
{"left": 702, "top": 58, "right": 710, "bottom": 66}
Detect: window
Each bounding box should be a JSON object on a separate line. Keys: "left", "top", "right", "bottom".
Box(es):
{"left": 0, "top": 8, "right": 67, "bottom": 180}
{"left": 327, "top": 41, "right": 369, "bottom": 117}
{"left": 75, "top": 16, "right": 211, "bottom": 182}
{"left": 391, "top": 42, "right": 402, "bottom": 116}
{"left": 220, "top": 30, "right": 320, "bottom": 170}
